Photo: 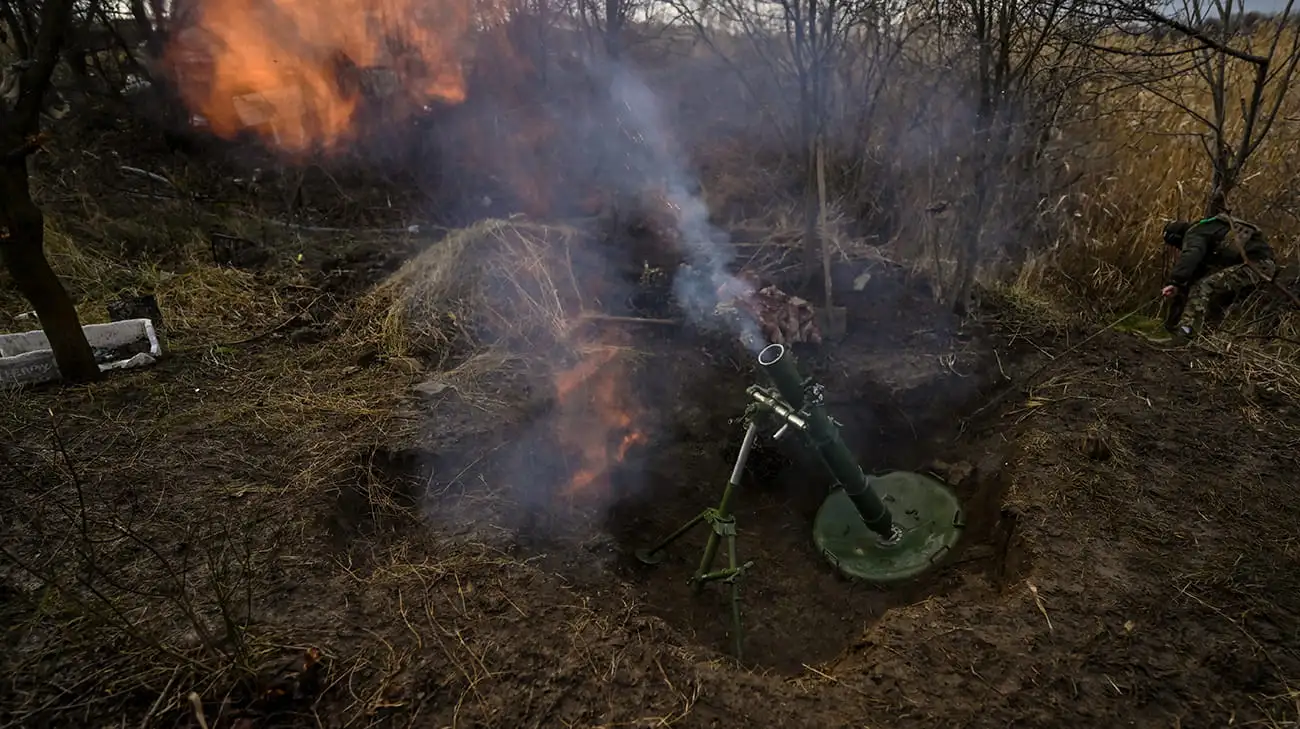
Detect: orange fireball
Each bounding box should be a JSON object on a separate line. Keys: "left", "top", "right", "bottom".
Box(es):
{"left": 166, "top": 0, "right": 472, "bottom": 152}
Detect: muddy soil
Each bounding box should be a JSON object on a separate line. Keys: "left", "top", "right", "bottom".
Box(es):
{"left": 388, "top": 259, "right": 1008, "bottom": 672}
{"left": 6, "top": 247, "right": 1298, "bottom": 727}
{"left": 377, "top": 262, "right": 1300, "bottom": 727}
{"left": 5, "top": 117, "right": 1297, "bottom": 727}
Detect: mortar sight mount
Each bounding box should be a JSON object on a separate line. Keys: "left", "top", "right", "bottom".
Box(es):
{"left": 636, "top": 343, "right": 964, "bottom": 660}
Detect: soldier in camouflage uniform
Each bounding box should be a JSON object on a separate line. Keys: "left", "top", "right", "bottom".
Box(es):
{"left": 1160, "top": 215, "right": 1278, "bottom": 338}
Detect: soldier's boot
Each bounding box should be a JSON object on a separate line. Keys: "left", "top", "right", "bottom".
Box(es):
{"left": 1162, "top": 316, "right": 1201, "bottom": 347}
{"left": 1162, "top": 301, "right": 1184, "bottom": 334}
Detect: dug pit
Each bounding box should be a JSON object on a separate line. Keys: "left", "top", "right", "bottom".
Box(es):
{"left": 596, "top": 337, "right": 1025, "bottom": 672}
{"left": 342, "top": 266, "right": 1036, "bottom": 671}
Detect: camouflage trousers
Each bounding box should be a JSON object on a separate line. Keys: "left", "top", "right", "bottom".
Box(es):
{"left": 1183, "top": 258, "right": 1278, "bottom": 332}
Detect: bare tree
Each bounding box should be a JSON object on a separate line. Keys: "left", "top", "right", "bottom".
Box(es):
{"left": 908, "top": 0, "right": 1104, "bottom": 312}
{"left": 663, "top": 0, "right": 1102, "bottom": 313}
{"left": 1097, "top": 0, "right": 1300, "bottom": 216}
{"left": 0, "top": 0, "right": 99, "bottom": 382}
{"left": 576, "top": 0, "right": 639, "bottom": 57}
{"left": 663, "top": 0, "right": 900, "bottom": 300}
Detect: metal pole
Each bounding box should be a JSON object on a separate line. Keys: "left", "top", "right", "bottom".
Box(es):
{"left": 756, "top": 343, "right": 898, "bottom": 543}
{"left": 693, "top": 420, "right": 760, "bottom": 590}
{"left": 636, "top": 511, "right": 708, "bottom": 563}
{"left": 727, "top": 533, "right": 744, "bottom": 660}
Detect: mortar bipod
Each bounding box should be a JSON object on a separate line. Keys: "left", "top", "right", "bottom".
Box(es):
{"left": 634, "top": 417, "right": 763, "bottom": 660}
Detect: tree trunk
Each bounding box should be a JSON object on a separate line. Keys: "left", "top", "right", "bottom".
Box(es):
{"left": 0, "top": 155, "right": 99, "bottom": 383}
{"left": 603, "top": 0, "right": 621, "bottom": 59}
{"left": 799, "top": 63, "right": 821, "bottom": 290}
{"left": 802, "top": 133, "right": 820, "bottom": 291}
{"left": 1205, "top": 162, "right": 1233, "bottom": 216}
{"left": 815, "top": 134, "right": 833, "bottom": 312}
{"left": 952, "top": 175, "right": 987, "bottom": 317}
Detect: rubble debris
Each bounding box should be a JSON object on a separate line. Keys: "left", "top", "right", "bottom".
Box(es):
{"left": 715, "top": 278, "right": 823, "bottom": 347}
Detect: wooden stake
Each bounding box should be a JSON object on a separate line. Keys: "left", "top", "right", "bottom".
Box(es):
{"left": 816, "top": 134, "right": 832, "bottom": 312}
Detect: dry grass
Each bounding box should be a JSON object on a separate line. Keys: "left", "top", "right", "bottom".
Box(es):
{"left": 654, "top": 20, "right": 1299, "bottom": 340}
{"left": 347, "top": 218, "right": 586, "bottom": 354}
{"left": 4, "top": 20, "right": 1300, "bottom": 724}
{"left": 3, "top": 211, "right": 449, "bottom": 727}
{"left": 341, "top": 216, "right": 610, "bottom": 393}
{"left": 998, "top": 29, "right": 1300, "bottom": 396}
{"left": 5, "top": 221, "right": 291, "bottom": 343}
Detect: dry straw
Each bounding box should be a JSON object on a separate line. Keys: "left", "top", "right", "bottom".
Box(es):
{"left": 344, "top": 217, "right": 593, "bottom": 364}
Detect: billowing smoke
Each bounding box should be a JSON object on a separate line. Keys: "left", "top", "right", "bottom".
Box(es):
{"left": 595, "top": 60, "right": 766, "bottom": 352}
{"left": 419, "top": 50, "right": 773, "bottom": 512}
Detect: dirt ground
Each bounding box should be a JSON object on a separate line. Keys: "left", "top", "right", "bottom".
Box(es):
{"left": 3, "top": 113, "right": 1300, "bottom": 729}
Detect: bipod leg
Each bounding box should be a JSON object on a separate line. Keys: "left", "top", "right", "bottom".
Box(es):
{"left": 636, "top": 510, "right": 708, "bottom": 565}
{"left": 724, "top": 532, "right": 752, "bottom": 662}
{"left": 693, "top": 520, "right": 753, "bottom": 660}
{"left": 692, "top": 514, "right": 736, "bottom": 588}
{"left": 690, "top": 420, "right": 760, "bottom": 593}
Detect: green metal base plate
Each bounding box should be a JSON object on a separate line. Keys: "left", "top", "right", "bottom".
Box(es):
{"left": 813, "top": 470, "right": 963, "bottom": 583}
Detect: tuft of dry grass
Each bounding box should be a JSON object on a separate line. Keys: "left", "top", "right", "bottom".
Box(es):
{"left": 343, "top": 217, "right": 592, "bottom": 365}
{"left": 4, "top": 221, "right": 293, "bottom": 342}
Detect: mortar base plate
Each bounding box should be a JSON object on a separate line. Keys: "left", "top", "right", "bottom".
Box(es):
{"left": 813, "top": 470, "right": 963, "bottom": 583}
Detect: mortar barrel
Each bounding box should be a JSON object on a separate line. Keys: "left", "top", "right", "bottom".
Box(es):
{"left": 756, "top": 343, "right": 896, "bottom": 540}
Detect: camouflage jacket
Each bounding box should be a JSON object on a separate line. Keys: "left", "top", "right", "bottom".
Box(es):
{"left": 1168, "top": 215, "right": 1275, "bottom": 288}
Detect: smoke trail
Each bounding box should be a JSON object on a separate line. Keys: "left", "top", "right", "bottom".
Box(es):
{"left": 600, "top": 62, "right": 766, "bottom": 352}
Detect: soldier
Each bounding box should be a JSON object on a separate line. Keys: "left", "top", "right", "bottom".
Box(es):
{"left": 1160, "top": 215, "right": 1278, "bottom": 339}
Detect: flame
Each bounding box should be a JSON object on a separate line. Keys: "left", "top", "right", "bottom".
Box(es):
{"left": 166, "top": 0, "right": 473, "bottom": 152}
{"left": 553, "top": 344, "right": 647, "bottom": 499}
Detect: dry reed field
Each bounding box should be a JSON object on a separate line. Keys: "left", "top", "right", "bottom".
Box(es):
{"left": 1, "top": 6, "right": 1299, "bottom": 729}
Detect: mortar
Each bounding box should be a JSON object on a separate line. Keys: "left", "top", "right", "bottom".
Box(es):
{"left": 636, "top": 341, "right": 965, "bottom": 659}
{"left": 755, "top": 343, "right": 963, "bottom": 581}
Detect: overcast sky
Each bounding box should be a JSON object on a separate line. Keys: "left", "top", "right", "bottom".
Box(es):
{"left": 1240, "top": 0, "right": 1296, "bottom": 12}
{"left": 1165, "top": 0, "right": 1299, "bottom": 15}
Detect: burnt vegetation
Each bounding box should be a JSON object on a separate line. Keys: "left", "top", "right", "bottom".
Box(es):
{"left": 2, "top": 0, "right": 1300, "bottom": 727}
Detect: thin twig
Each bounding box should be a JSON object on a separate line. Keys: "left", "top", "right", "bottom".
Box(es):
{"left": 576, "top": 314, "right": 680, "bottom": 326}
{"left": 1232, "top": 333, "right": 1300, "bottom": 348}
{"left": 220, "top": 294, "right": 328, "bottom": 347}
{"left": 1178, "top": 584, "right": 1295, "bottom": 699}
{"left": 139, "top": 667, "right": 182, "bottom": 729}
{"left": 48, "top": 409, "right": 89, "bottom": 548}
{"left": 120, "top": 166, "right": 175, "bottom": 188}
{"left": 233, "top": 209, "right": 439, "bottom": 235}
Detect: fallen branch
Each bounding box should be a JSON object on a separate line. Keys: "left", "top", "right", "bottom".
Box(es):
{"left": 576, "top": 314, "right": 679, "bottom": 326}
{"left": 233, "top": 209, "right": 440, "bottom": 235}
{"left": 221, "top": 294, "right": 328, "bottom": 347}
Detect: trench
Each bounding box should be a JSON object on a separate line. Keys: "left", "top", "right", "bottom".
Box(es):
{"left": 593, "top": 341, "right": 1027, "bottom": 672}
{"left": 322, "top": 255, "right": 1041, "bottom": 671}
{"left": 328, "top": 314, "right": 1037, "bottom": 672}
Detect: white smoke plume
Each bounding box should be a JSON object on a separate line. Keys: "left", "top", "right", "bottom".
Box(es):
{"left": 600, "top": 62, "right": 767, "bottom": 352}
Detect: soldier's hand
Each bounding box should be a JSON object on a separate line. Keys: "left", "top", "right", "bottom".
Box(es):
{"left": 1162, "top": 285, "right": 1179, "bottom": 298}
